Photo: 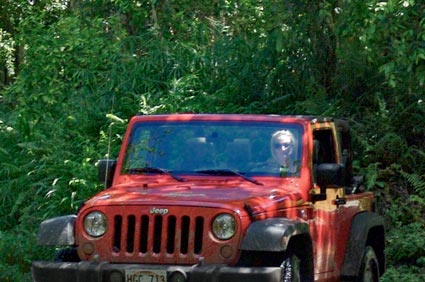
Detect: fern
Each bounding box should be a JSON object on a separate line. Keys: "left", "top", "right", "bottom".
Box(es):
{"left": 401, "top": 171, "right": 425, "bottom": 196}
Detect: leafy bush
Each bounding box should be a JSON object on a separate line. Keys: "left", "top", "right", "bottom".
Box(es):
{"left": 386, "top": 223, "right": 425, "bottom": 267}
{"left": 0, "top": 227, "right": 54, "bottom": 282}
{"left": 382, "top": 265, "right": 425, "bottom": 282}
{"left": 1, "top": 0, "right": 425, "bottom": 280}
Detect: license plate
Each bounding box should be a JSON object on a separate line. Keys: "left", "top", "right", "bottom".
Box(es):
{"left": 125, "top": 269, "right": 167, "bottom": 282}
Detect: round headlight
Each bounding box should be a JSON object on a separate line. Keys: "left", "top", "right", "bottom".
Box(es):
{"left": 84, "top": 211, "right": 108, "bottom": 237}
{"left": 212, "top": 213, "right": 236, "bottom": 240}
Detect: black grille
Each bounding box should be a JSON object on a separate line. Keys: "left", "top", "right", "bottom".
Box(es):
{"left": 112, "top": 214, "right": 204, "bottom": 255}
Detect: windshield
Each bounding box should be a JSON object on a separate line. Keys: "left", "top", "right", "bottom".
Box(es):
{"left": 123, "top": 121, "right": 303, "bottom": 177}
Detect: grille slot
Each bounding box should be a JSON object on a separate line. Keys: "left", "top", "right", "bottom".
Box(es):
{"left": 126, "top": 215, "right": 135, "bottom": 252}
{"left": 153, "top": 215, "right": 162, "bottom": 253}
{"left": 166, "top": 216, "right": 176, "bottom": 254}
{"left": 194, "top": 216, "right": 204, "bottom": 254}
{"left": 180, "top": 216, "right": 190, "bottom": 254}
{"left": 112, "top": 213, "right": 204, "bottom": 255}
{"left": 140, "top": 215, "right": 149, "bottom": 253}
{"left": 113, "top": 215, "right": 122, "bottom": 253}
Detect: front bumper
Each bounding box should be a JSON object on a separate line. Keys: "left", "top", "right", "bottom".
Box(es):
{"left": 32, "top": 261, "right": 282, "bottom": 282}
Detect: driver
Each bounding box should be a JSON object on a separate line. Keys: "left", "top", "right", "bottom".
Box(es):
{"left": 270, "top": 130, "right": 298, "bottom": 175}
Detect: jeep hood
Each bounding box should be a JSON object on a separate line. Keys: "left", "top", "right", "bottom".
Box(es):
{"left": 83, "top": 181, "right": 305, "bottom": 216}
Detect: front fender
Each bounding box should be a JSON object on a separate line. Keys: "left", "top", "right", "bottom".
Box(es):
{"left": 341, "top": 212, "right": 385, "bottom": 278}
{"left": 37, "top": 215, "right": 76, "bottom": 246}
{"left": 240, "top": 218, "right": 309, "bottom": 252}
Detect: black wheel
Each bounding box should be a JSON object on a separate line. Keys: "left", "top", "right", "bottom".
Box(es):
{"left": 54, "top": 247, "right": 81, "bottom": 262}
{"left": 357, "top": 246, "right": 380, "bottom": 282}
{"left": 280, "top": 253, "right": 301, "bottom": 282}
{"left": 237, "top": 249, "right": 313, "bottom": 282}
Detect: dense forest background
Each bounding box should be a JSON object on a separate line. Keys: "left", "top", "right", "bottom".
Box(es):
{"left": 0, "top": 0, "right": 424, "bottom": 281}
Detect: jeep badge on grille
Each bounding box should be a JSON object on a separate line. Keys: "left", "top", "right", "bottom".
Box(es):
{"left": 150, "top": 207, "right": 169, "bottom": 215}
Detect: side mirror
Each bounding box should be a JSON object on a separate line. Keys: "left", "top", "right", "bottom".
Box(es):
{"left": 98, "top": 159, "right": 117, "bottom": 188}
{"left": 312, "top": 163, "right": 345, "bottom": 202}
{"left": 316, "top": 163, "right": 345, "bottom": 189}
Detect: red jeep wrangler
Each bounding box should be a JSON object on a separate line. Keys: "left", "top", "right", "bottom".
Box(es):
{"left": 32, "top": 114, "right": 385, "bottom": 282}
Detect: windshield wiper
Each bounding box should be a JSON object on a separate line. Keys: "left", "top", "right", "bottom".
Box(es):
{"left": 195, "top": 169, "right": 263, "bottom": 186}
{"left": 126, "top": 167, "right": 185, "bottom": 182}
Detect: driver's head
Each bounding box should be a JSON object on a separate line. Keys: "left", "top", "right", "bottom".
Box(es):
{"left": 271, "top": 130, "right": 295, "bottom": 165}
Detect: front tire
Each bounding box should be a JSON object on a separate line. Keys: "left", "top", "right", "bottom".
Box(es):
{"left": 281, "top": 253, "right": 301, "bottom": 282}
{"left": 357, "top": 246, "right": 380, "bottom": 282}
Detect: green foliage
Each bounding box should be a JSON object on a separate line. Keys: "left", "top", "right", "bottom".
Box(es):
{"left": 386, "top": 222, "right": 425, "bottom": 266}
{"left": 0, "top": 227, "right": 53, "bottom": 282}
{"left": 382, "top": 265, "right": 425, "bottom": 282}
{"left": 0, "top": 0, "right": 425, "bottom": 280}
